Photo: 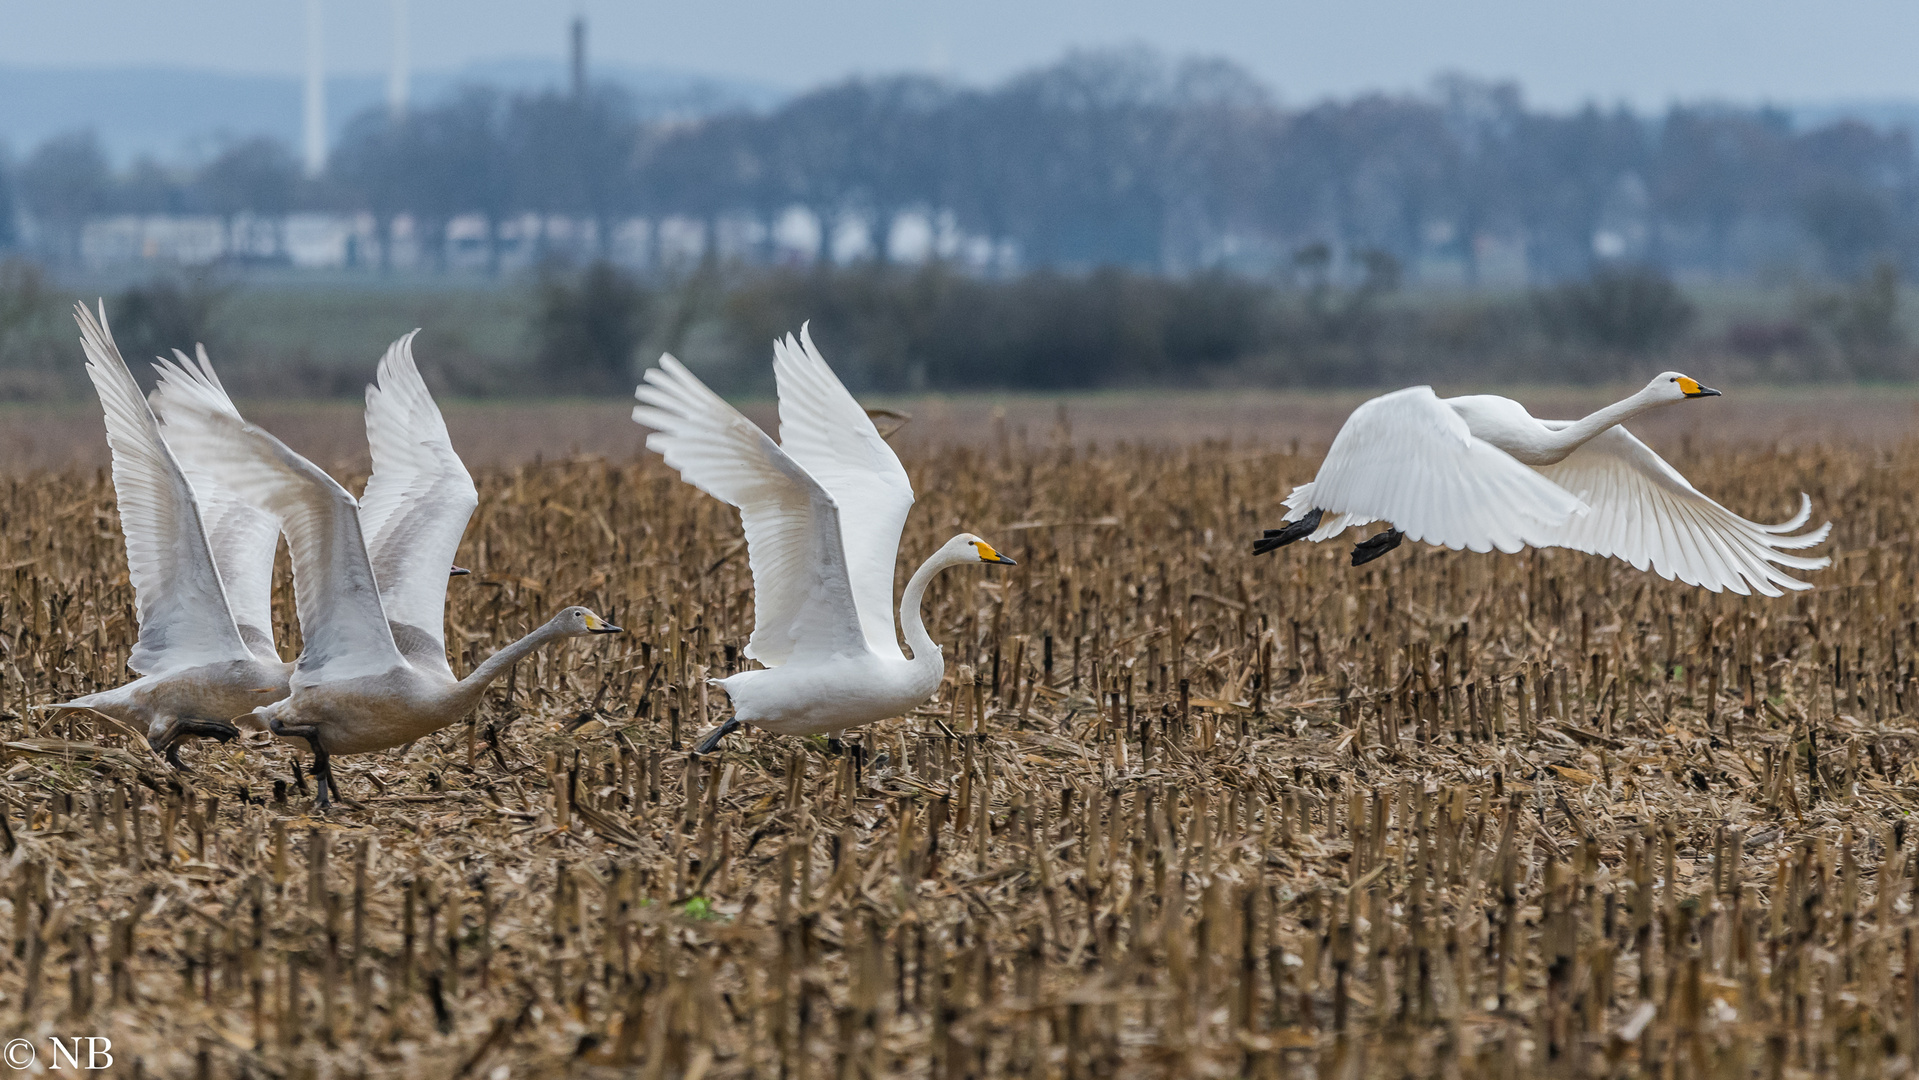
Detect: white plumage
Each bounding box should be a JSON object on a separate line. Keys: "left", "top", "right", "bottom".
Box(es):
{"left": 356, "top": 331, "right": 480, "bottom": 671}
{"left": 632, "top": 325, "right": 1015, "bottom": 753}
{"left": 47, "top": 303, "right": 290, "bottom": 764}
{"left": 155, "top": 332, "right": 621, "bottom": 807}
{"left": 1262, "top": 372, "right": 1831, "bottom": 596}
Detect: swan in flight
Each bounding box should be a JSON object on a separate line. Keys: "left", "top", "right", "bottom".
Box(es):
{"left": 1254, "top": 372, "right": 1831, "bottom": 596}
{"left": 632, "top": 326, "right": 1015, "bottom": 755}
{"left": 47, "top": 303, "right": 288, "bottom": 766}
{"left": 155, "top": 333, "right": 621, "bottom": 807}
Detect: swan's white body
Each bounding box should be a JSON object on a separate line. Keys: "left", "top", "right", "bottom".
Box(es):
{"left": 633, "top": 327, "right": 1012, "bottom": 740}
{"left": 1279, "top": 373, "right": 1831, "bottom": 595}
{"left": 156, "top": 333, "right": 618, "bottom": 802}
{"left": 50, "top": 304, "right": 289, "bottom": 750}
{"left": 713, "top": 545, "right": 972, "bottom": 735}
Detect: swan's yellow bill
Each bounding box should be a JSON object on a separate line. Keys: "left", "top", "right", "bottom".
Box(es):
{"left": 973, "top": 541, "right": 1016, "bottom": 565}
{"left": 584, "top": 613, "right": 623, "bottom": 634}
{"left": 1677, "top": 376, "right": 1720, "bottom": 398}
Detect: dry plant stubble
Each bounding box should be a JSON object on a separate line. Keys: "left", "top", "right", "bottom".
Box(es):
{"left": 0, "top": 429, "right": 1907, "bottom": 1077}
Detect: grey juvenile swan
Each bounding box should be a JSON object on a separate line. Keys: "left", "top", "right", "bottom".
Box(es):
{"left": 46, "top": 303, "right": 289, "bottom": 765}
{"left": 157, "top": 333, "right": 621, "bottom": 807}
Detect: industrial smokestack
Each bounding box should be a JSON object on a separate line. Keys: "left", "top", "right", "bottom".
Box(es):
{"left": 387, "top": 0, "right": 410, "bottom": 119}
{"left": 303, "top": 0, "right": 327, "bottom": 175}
{"left": 570, "top": 16, "right": 587, "bottom": 100}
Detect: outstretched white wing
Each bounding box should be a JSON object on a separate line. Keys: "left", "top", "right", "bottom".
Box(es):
{"left": 357, "top": 331, "right": 478, "bottom": 673}
{"left": 154, "top": 362, "right": 406, "bottom": 684}
{"left": 633, "top": 354, "right": 868, "bottom": 667}
{"left": 1289, "top": 386, "right": 1588, "bottom": 553}
{"left": 771, "top": 325, "right": 916, "bottom": 657}
{"left": 1533, "top": 424, "right": 1831, "bottom": 596}
{"left": 75, "top": 303, "right": 258, "bottom": 676}
{"left": 153, "top": 346, "right": 284, "bottom": 663}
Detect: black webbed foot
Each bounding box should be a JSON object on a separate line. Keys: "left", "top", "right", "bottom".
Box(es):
{"left": 1350, "top": 527, "right": 1405, "bottom": 566}
{"left": 692, "top": 717, "right": 743, "bottom": 757}
{"left": 270, "top": 717, "right": 337, "bottom": 809}
{"left": 154, "top": 718, "right": 241, "bottom": 771}
{"left": 1253, "top": 508, "right": 1324, "bottom": 555}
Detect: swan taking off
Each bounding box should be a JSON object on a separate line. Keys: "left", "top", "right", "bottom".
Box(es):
{"left": 1255, "top": 373, "right": 1831, "bottom": 596}
{"left": 632, "top": 326, "right": 1016, "bottom": 755}
{"left": 48, "top": 303, "right": 288, "bottom": 766}
{"left": 155, "top": 333, "right": 621, "bottom": 807}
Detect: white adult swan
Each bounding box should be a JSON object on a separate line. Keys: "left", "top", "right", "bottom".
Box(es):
{"left": 1255, "top": 372, "right": 1831, "bottom": 596}
{"left": 632, "top": 326, "right": 1016, "bottom": 755}
{"left": 156, "top": 333, "right": 622, "bottom": 807}
{"left": 48, "top": 303, "right": 287, "bottom": 766}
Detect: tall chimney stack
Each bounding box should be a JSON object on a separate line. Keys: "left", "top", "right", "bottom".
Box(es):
{"left": 570, "top": 17, "right": 587, "bottom": 100}
{"left": 303, "top": 0, "right": 328, "bottom": 175}
{"left": 387, "top": 0, "right": 410, "bottom": 119}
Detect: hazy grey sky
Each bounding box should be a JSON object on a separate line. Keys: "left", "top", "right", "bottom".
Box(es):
{"left": 1, "top": 0, "right": 1914, "bottom": 107}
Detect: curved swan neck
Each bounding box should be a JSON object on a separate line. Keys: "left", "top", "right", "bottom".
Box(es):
{"left": 455, "top": 616, "right": 572, "bottom": 702}
{"left": 899, "top": 548, "right": 970, "bottom": 663}
{"left": 1536, "top": 384, "right": 1667, "bottom": 461}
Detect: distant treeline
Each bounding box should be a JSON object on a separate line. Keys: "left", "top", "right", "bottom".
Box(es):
{"left": 2, "top": 49, "right": 1917, "bottom": 282}
{"left": 543, "top": 259, "right": 1908, "bottom": 397}
{"left": 2, "top": 255, "right": 1897, "bottom": 402}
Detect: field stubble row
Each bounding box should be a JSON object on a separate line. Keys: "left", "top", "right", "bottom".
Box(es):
{"left": 7, "top": 385, "right": 1919, "bottom": 474}
{"left": 0, "top": 426, "right": 1914, "bottom": 1077}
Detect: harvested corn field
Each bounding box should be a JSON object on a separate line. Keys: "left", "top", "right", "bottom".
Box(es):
{"left": 0, "top": 428, "right": 1912, "bottom": 1077}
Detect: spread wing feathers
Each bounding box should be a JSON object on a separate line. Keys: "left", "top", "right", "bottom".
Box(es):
{"left": 153, "top": 346, "right": 285, "bottom": 663}
{"left": 771, "top": 325, "right": 915, "bottom": 656}
{"left": 1299, "top": 386, "right": 1589, "bottom": 553}
{"left": 152, "top": 365, "right": 406, "bottom": 683}
{"left": 1533, "top": 425, "right": 1831, "bottom": 596}
{"left": 1277, "top": 490, "right": 1374, "bottom": 541}
{"left": 76, "top": 302, "right": 255, "bottom": 676}
{"left": 358, "top": 331, "right": 477, "bottom": 672}
{"left": 633, "top": 354, "right": 869, "bottom": 666}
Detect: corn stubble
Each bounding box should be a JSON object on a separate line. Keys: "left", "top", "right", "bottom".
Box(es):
{"left": 0, "top": 430, "right": 1912, "bottom": 1077}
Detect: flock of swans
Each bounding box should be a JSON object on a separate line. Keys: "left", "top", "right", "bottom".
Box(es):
{"left": 49, "top": 303, "right": 1833, "bottom": 806}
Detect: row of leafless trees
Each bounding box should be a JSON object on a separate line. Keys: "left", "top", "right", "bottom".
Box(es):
{"left": 2, "top": 49, "right": 1916, "bottom": 282}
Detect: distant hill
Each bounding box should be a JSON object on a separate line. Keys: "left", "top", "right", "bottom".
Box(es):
{"left": 0, "top": 59, "right": 788, "bottom": 162}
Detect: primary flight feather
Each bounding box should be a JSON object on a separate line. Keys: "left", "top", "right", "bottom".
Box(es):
{"left": 633, "top": 325, "right": 1015, "bottom": 754}
{"left": 1256, "top": 372, "right": 1831, "bottom": 596}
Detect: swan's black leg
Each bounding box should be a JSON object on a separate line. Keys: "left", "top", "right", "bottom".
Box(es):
{"left": 270, "top": 717, "right": 335, "bottom": 809}
{"left": 152, "top": 718, "right": 241, "bottom": 771}
{"left": 1253, "top": 508, "right": 1324, "bottom": 555}
{"left": 692, "top": 717, "right": 742, "bottom": 757}
{"left": 1350, "top": 527, "right": 1405, "bottom": 566}
{"left": 821, "top": 736, "right": 867, "bottom": 773}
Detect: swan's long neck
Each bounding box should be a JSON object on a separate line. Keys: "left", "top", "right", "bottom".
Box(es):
{"left": 453, "top": 616, "right": 572, "bottom": 708}
{"left": 899, "top": 549, "right": 967, "bottom": 666}
{"left": 1535, "top": 386, "right": 1666, "bottom": 462}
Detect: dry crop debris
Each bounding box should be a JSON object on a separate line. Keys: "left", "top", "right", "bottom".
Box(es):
{"left": 0, "top": 433, "right": 1910, "bottom": 1078}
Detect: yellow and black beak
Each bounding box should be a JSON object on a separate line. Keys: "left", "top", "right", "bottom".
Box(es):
{"left": 1677, "top": 376, "right": 1721, "bottom": 398}
{"left": 585, "top": 614, "right": 623, "bottom": 634}
{"left": 449, "top": 565, "right": 471, "bottom": 577}
{"left": 974, "top": 541, "right": 1016, "bottom": 566}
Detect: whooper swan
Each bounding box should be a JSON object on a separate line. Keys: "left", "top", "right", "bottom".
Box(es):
{"left": 155, "top": 333, "right": 621, "bottom": 807}
{"left": 1254, "top": 373, "right": 1831, "bottom": 595}
{"left": 632, "top": 326, "right": 1016, "bottom": 755}
{"left": 47, "top": 303, "right": 288, "bottom": 766}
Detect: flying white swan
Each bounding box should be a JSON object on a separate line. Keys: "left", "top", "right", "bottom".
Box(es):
{"left": 631, "top": 326, "right": 1016, "bottom": 755}
{"left": 46, "top": 303, "right": 290, "bottom": 766}
{"left": 155, "top": 333, "right": 621, "bottom": 807}
{"left": 1254, "top": 372, "right": 1831, "bottom": 596}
